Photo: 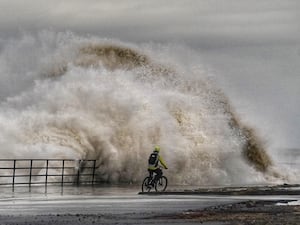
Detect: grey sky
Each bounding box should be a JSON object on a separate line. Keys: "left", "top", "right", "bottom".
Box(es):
{"left": 0, "top": 0, "right": 299, "bottom": 43}
{"left": 0, "top": 0, "right": 299, "bottom": 149}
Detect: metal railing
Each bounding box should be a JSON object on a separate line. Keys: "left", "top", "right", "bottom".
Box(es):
{"left": 0, "top": 159, "right": 97, "bottom": 190}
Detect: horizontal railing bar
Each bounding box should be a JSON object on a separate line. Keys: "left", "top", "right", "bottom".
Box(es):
{"left": 0, "top": 180, "right": 96, "bottom": 184}
{"left": 0, "top": 166, "right": 95, "bottom": 168}
{"left": 0, "top": 167, "right": 95, "bottom": 170}
{"left": 0, "top": 174, "right": 94, "bottom": 178}
{"left": 5, "top": 167, "right": 77, "bottom": 170}
{"left": 0, "top": 159, "right": 96, "bottom": 161}
{"left": 0, "top": 181, "right": 95, "bottom": 185}
{"left": 0, "top": 167, "right": 74, "bottom": 170}
{"left": 0, "top": 182, "right": 96, "bottom": 186}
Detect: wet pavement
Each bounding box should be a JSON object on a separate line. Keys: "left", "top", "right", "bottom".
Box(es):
{"left": 0, "top": 185, "right": 299, "bottom": 224}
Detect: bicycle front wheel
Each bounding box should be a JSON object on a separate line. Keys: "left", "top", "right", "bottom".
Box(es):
{"left": 155, "top": 176, "right": 168, "bottom": 192}
{"left": 141, "top": 177, "right": 152, "bottom": 192}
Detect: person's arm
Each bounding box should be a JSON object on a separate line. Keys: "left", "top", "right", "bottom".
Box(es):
{"left": 158, "top": 155, "right": 168, "bottom": 169}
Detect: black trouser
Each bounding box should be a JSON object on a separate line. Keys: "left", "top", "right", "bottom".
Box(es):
{"left": 148, "top": 168, "right": 162, "bottom": 183}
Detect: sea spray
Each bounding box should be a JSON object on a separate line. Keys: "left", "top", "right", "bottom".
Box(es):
{"left": 0, "top": 32, "right": 281, "bottom": 185}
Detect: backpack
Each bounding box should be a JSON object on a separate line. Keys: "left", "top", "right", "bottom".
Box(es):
{"left": 148, "top": 152, "right": 159, "bottom": 167}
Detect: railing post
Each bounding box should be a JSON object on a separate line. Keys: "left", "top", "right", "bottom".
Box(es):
{"left": 92, "top": 160, "right": 96, "bottom": 185}
{"left": 29, "top": 160, "right": 33, "bottom": 190}
{"left": 12, "top": 160, "right": 16, "bottom": 192}
{"left": 45, "top": 160, "right": 49, "bottom": 188}
{"left": 77, "top": 160, "right": 81, "bottom": 185}
{"left": 61, "top": 160, "right": 65, "bottom": 187}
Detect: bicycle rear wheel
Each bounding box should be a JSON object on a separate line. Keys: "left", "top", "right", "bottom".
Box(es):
{"left": 155, "top": 176, "right": 167, "bottom": 192}
{"left": 141, "top": 177, "right": 152, "bottom": 192}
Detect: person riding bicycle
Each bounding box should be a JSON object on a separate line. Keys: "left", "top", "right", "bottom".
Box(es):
{"left": 148, "top": 146, "right": 168, "bottom": 185}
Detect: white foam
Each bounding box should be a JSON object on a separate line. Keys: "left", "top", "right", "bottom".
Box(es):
{"left": 277, "top": 200, "right": 300, "bottom": 206}
{"left": 0, "top": 32, "right": 288, "bottom": 185}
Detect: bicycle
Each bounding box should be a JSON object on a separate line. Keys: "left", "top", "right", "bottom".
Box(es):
{"left": 141, "top": 167, "right": 168, "bottom": 192}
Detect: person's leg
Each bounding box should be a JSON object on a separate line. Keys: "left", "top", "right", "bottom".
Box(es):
{"left": 148, "top": 169, "right": 154, "bottom": 185}
{"left": 148, "top": 169, "right": 153, "bottom": 178}
{"left": 154, "top": 168, "right": 162, "bottom": 182}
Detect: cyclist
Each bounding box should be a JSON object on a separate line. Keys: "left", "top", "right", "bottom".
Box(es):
{"left": 148, "top": 146, "right": 168, "bottom": 185}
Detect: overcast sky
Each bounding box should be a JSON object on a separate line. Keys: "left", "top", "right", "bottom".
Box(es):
{"left": 0, "top": 1, "right": 299, "bottom": 44}
{"left": 0, "top": 0, "right": 299, "bottom": 149}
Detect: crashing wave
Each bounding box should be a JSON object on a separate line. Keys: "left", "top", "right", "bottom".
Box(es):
{"left": 0, "top": 33, "right": 283, "bottom": 185}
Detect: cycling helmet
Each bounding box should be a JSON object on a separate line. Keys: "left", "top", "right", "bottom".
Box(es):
{"left": 154, "top": 145, "right": 160, "bottom": 152}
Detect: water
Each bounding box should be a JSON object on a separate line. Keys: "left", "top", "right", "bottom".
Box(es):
{"left": 0, "top": 32, "right": 297, "bottom": 186}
